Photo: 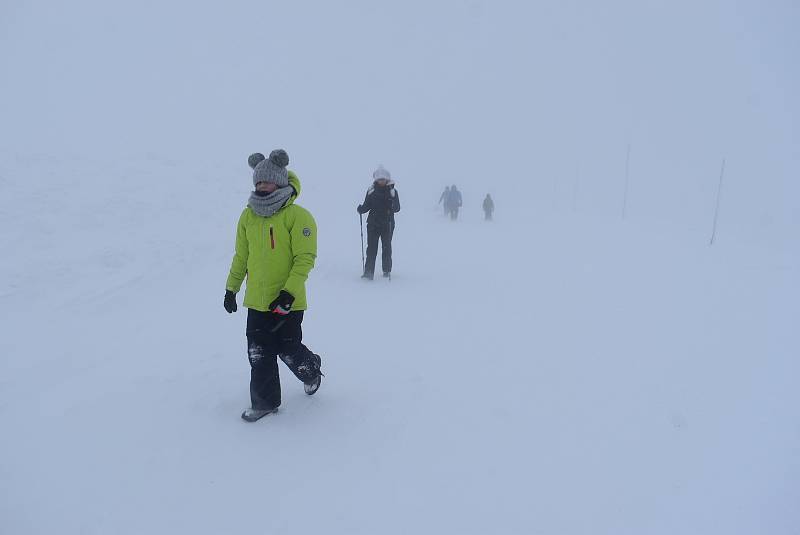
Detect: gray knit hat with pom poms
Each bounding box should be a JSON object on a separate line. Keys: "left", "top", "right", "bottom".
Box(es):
{"left": 249, "top": 149, "right": 289, "bottom": 187}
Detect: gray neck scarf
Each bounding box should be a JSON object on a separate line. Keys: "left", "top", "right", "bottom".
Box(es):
{"left": 248, "top": 187, "right": 294, "bottom": 217}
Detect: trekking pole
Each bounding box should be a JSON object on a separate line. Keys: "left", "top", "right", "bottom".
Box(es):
{"left": 360, "top": 212, "right": 365, "bottom": 272}
{"left": 622, "top": 143, "right": 631, "bottom": 220}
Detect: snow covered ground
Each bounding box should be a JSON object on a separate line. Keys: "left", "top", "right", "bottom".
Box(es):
{"left": 2, "top": 1, "right": 799, "bottom": 533}
{"left": 0, "top": 152, "right": 797, "bottom": 534}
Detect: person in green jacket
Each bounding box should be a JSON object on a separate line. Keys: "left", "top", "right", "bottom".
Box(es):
{"left": 224, "top": 149, "right": 323, "bottom": 422}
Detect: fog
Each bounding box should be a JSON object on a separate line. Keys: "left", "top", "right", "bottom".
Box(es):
{"left": 1, "top": 2, "right": 798, "bottom": 533}
{"left": 2, "top": 1, "right": 798, "bottom": 241}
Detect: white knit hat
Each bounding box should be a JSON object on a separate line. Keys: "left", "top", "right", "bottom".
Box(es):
{"left": 373, "top": 165, "right": 391, "bottom": 181}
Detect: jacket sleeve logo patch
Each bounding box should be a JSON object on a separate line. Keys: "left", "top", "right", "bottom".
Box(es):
{"left": 303, "top": 227, "right": 312, "bottom": 237}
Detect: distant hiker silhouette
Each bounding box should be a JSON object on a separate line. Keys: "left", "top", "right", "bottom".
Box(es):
{"left": 438, "top": 186, "right": 450, "bottom": 216}
{"left": 483, "top": 194, "right": 494, "bottom": 221}
{"left": 445, "top": 185, "right": 462, "bottom": 221}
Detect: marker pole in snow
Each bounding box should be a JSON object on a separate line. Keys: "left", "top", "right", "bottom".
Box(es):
{"left": 709, "top": 158, "right": 726, "bottom": 246}
{"left": 552, "top": 173, "right": 559, "bottom": 210}
{"left": 360, "top": 213, "right": 365, "bottom": 272}
{"left": 572, "top": 163, "right": 580, "bottom": 212}
{"left": 622, "top": 144, "right": 631, "bottom": 219}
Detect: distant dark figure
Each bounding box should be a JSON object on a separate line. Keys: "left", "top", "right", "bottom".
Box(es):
{"left": 446, "top": 185, "right": 462, "bottom": 220}
{"left": 438, "top": 186, "right": 451, "bottom": 216}
{"left": 483, "top": 194, "right": 494, "bottom": 221}
{"left": 357, "top": 165, "right": 401, "bottom": 279}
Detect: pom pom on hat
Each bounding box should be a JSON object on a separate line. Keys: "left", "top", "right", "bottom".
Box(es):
{"left": 248, "top": 153, "right": 265, "bottom": 169}
{"left": 269, "top": 149, "right": 289, "bottom": 168}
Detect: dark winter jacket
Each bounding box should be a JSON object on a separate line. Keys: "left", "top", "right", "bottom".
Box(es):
{"left": 446, "top": 188, "right": 462, "bottom": 209}
{"left": 358, "top": 181, "right": 401, "bottom": 228}
{"left": 483, "top": 196, "right": 494, "bottom": 213}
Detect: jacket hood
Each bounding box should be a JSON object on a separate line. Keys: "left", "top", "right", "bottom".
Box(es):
{"left": 287, "top": 170, "right": 301, "bottom": 204}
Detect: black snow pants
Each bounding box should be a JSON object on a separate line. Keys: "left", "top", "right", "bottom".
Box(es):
{"left": 246, "top": 309, "right": 319, "bottom": 410}
{"left": 364, "top": 222, "right": 394, "bottom": 276}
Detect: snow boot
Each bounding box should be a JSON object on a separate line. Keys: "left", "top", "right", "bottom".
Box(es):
{"left": 241, "top": 407, "right": 278, "bottom": 422}
{"left": 361, "top": 272, "right": 374, "bottom": 280}
{"left": 304, "top": 353, "right": 323, "bottom": 395}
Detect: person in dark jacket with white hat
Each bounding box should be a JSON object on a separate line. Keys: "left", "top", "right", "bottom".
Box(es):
{"left": 357, "top": 165, "right": 401, "bottom": 279}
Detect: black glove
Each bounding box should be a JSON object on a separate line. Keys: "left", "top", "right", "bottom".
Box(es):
{"left": 224, "top": 290, "right": 237, "bottom": 313}
{"left": 268, "top": 290, "right": 294, "bottom": 316}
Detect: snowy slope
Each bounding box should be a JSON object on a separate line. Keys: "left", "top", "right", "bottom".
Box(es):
{"left": 0, "top": 153, "right": 797, "bottom": 534}
{"left": 2, "top": 1, "right": 799, "bottom": 533}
